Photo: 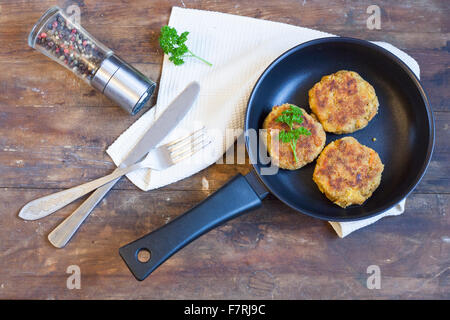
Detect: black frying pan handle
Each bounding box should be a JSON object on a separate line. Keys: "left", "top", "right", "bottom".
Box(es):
{"left": 119, "top": 171, "right": 268, "bottom": 281}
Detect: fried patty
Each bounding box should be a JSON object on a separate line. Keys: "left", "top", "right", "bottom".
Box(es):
{"left": 308, "top": 70, "right": 379, "bottom": 134}
{"left": 263, "top": 103, "right": 326, "bottom": 170}
{"left": 313, "top": 137, "right": 384, "bottom": 208}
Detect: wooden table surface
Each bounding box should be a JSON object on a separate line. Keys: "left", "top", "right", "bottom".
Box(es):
{"left": 0, "top": 0, "right": 448, "bottom": 300}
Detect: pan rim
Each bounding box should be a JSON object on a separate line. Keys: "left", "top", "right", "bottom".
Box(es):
{"left": 245, "top": 36, "right": 435, "bottom": 222}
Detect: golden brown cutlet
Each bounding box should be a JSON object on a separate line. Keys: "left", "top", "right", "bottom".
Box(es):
{"left": 308, "top": 70, "right": 379, "bottom": 134}
{"left": 313, "top": 137, "right": 384, "bottom": 208}
{"left": 263, "top": 103, "right": 326, "bottom": 170}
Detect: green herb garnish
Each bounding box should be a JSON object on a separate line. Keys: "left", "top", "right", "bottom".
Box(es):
{"left": 159, "top": 25, "right": 212, "bottom": 66}
{"left": 276, "top": 105, "right": 305, "bottom": 129}
{"left": 276, "top": 105, "right": 311, "bottom": 163}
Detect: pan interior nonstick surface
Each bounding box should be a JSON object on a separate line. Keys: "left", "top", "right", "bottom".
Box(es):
{"left": 246, "top": 38, "right": 434, "bottom": 221}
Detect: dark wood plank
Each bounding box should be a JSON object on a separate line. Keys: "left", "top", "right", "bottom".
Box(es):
{"left": 0, "top": 189, "right": 448, "bottom": 299}
{"left": 0, "top": 106, "right": 447, "bottom": 193}
{"left": 0, "top": 0, "right": 448, "bottom": 111}
{"left": 2, "top": 48, "right": 448, "bottom": 111}
{"left": 1, "top": 0, "right": 448, "bottom": 31}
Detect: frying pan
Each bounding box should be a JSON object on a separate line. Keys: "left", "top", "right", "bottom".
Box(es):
{"left": 119, "top": 37, "right": 434, "bottom": 281}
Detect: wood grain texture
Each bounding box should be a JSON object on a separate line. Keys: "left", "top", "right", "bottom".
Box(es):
{"left": 0, "top": 0, "right": 448, "bottom": 299}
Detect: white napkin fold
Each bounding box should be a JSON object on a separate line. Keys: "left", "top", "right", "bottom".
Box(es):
{"left": 329, "top": 199, "right": 406, "bottom": 238}
{"left": 107, "top": 7, "right": 420, "bottom": 237}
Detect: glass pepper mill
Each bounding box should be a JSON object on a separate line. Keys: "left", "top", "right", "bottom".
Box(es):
{"left": 28, "top": 6, "right": 156, "bottom": 115}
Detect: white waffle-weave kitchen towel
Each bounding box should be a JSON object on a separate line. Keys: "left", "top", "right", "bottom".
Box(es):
{"left": 107, "top": 7, "right": 419, "bottom": 237}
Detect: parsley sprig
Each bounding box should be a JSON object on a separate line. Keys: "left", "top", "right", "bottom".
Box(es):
{"left": 275, "top": 105, "right": 311, "bottom": 163}
{"left": 276, "top": 105, "right": 305, "bottom": 130}
{"left": 159, "top": 26, "right": 212, "bottom": 66}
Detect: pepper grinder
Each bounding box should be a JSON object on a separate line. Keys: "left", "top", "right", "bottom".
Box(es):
{"left": 28, "top": 6, "right": 156, "bottom": 115}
